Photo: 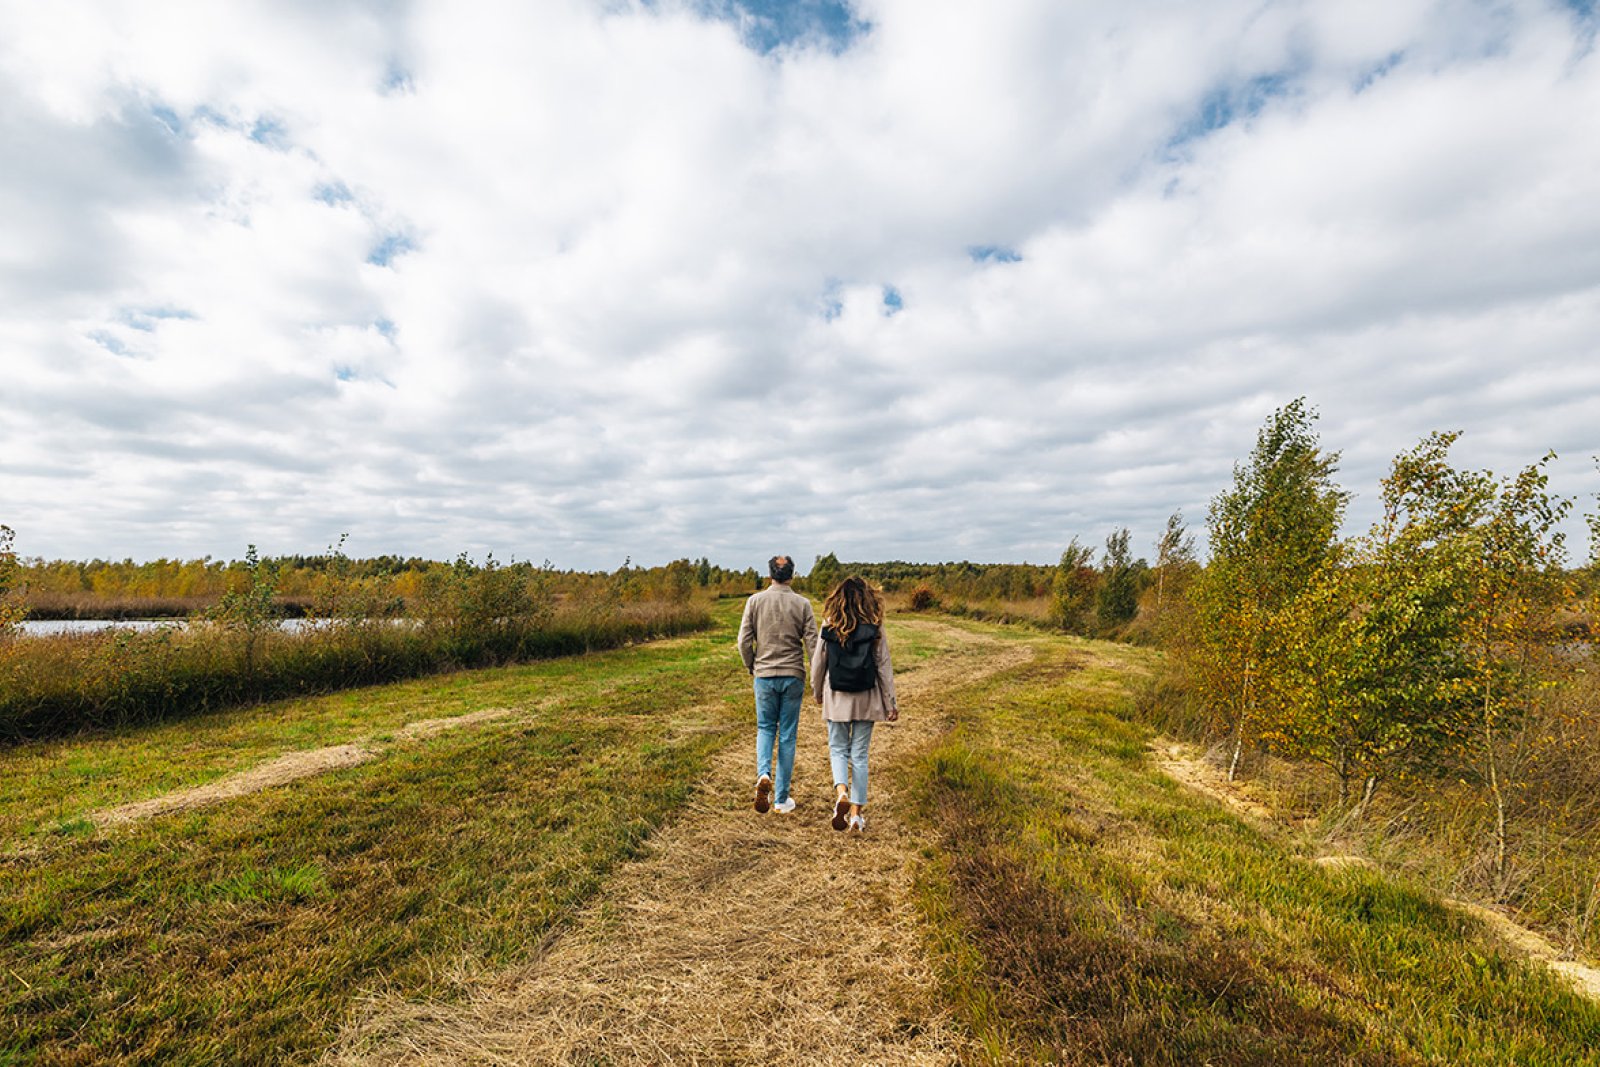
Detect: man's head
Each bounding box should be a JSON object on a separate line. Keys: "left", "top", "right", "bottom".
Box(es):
{"left": 768, "top": 555, "right": 795, "bottom": 584}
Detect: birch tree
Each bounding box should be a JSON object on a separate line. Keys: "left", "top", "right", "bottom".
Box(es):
{"left": 1272, "top": 434, "right": 1486, "bottom": 813}
{"left": 1190, "top": 399, "right": 1348, "bottom": 780}
{"left": 0, "top": 525, "right": 24, "bottom": 636}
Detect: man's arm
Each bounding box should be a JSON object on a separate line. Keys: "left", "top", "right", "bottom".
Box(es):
{"left": 801, "top": 601, "right": 818, "bottom": 681}
{"left": 736, "top": 597, "right": 757, "bottom": 674}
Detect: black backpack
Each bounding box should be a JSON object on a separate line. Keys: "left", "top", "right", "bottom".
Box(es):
{"left": 822, "top": 623, "right": 880, "bottom": 693}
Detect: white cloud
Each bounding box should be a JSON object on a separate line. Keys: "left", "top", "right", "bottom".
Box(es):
{"left": 1, "top": 0, "right": 1597, "bottom": 569}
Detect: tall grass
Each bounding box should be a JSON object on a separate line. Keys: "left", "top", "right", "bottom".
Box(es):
{"left": 0, "top": 601, "right": 708, "bottom": 741}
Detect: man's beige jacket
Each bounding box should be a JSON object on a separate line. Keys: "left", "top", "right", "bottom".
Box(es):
{"left": 736, "top": 582, "right": 818, "bottom": 679}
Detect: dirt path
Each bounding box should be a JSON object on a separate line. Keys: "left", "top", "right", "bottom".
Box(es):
{"left": 87, "top": 708, "right": 520, "bottom": 828}
{"left": 325, "top": 621, "right": 1033, "bottom": 1066}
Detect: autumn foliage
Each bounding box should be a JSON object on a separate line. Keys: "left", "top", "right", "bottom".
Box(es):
{"left": 1178, "top": 401, "right": 1596, "bottom": 911}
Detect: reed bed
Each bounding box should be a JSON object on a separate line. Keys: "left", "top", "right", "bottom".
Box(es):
{"left": 0, "top": 600, "right": 708, "bottom": 741}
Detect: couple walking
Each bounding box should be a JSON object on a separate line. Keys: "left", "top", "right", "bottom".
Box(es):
{"left": 736, "top": 555, "right": 898, "bottom": 833}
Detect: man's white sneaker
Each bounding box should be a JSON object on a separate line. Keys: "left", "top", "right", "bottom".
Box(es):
{"left": 754, "top": 775, "right": 773, "bottom": 813}
{"left": 849, "top": 813, "right": 865, "bottom": 833}
{"left": 772, "top": 797, "right": 796, "bottom": 814}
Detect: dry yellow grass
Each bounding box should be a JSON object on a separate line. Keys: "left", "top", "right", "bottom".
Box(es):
{"left": 324, "top": 621, "right": 1033, "bottom": 1066}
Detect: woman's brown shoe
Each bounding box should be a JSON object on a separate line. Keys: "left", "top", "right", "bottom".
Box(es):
{"left": 754, "top": 775, "right": 773, "bottom": 813}
{"left": 831, "top": 792, "right": 850, "bottom": 831}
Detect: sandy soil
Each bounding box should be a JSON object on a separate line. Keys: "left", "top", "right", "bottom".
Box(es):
{"left": 88, "top": 707, "right": 518, "bottom": 828}
{"left": 325, "top": 621, "right": 1034, "bottom": 1066}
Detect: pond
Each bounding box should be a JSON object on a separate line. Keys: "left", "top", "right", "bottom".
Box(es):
{"left": 14, "top": 618, "right": 340, "bottom": 637}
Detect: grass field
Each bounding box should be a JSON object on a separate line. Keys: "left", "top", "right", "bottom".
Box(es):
{"left": 4, "top": 602, "right": 1598, "bottom": 1065}
{"left": 910, "top": 637, "right": 1600, "bottom": 1065}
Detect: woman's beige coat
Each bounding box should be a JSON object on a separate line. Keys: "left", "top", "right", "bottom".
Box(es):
{"left": 810, "top": 626, "right": 898, "bottom": 722}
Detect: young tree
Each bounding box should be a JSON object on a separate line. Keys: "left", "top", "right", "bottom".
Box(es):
{"left": 808, "top": 552, "right": 842, "bottom": 595}
{"left": 1457, "top": 453, "right": 1571, "bottom": 895}
{"left": 1051, "top": 539, "right": 1097, "bottom": 633}
{"left": 0, "top": 525, "right": 25, "bottom": 636}
{"left": 1095, "top": 527, "right": 1141, "bottom": 634}
{"left": 207, "top": 545, "right": 282, "bottom": 673}
{"left": 1189, "top": 399, "right": 1349, "bottom": 780}
{"left": 1273, "top": 434, "right": 1488, "bottom": 813}
{"left": 1154, "top": 511, "right": 1197, "bottom": 612}
{"left": 664, "top": 558, "right": 696, "bottom": 602}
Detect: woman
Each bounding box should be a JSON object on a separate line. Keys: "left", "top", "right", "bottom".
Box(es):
{"left": 811, "top": 576, "right": 898, "bottom": 833}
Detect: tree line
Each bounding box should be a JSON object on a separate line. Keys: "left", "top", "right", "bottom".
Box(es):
{"left": 2, "top": 543, "right": 764, "bottom": 620}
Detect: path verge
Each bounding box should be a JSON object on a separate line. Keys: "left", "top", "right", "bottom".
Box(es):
{"left": 1153, "top": 739, "right": 1600, "bottom": 1004}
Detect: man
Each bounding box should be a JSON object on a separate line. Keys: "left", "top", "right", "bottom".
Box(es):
{"left": 737, "top": 554, "right": 817, "bottom": 814}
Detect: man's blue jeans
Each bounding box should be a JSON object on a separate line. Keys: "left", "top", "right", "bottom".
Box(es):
{"left": 753, "top": 675, "right": 803, "bottom": 803}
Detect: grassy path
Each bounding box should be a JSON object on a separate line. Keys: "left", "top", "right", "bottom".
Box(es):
{"left": 325, "top": 619, "right": 1026, "bottom": 1064}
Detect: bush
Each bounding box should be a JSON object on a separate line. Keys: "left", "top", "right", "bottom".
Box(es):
{"left": 907, "top": 584, "right": 939, "bottom": 612}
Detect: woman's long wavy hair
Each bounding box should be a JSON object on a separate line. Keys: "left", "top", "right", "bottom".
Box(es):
{"left": 822, "top": 576, "right": 883, "bottom": 641}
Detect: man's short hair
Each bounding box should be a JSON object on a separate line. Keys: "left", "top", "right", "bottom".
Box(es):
{"left": 769, "top": 555, "right": 795, "bottom": 583}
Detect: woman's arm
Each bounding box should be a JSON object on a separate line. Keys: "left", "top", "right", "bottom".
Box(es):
{"left": 810, "top": 634, "right": 827, "bottom": 704}
{"left": 876, "top": 630, "right": 898, "bottom": 720}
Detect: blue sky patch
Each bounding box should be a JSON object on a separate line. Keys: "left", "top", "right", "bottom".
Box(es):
{"left": 1166, "top": 71, "right": 1296, "bottom": 154}
{"left": 88, "top": 330, "right": 134, "bottom": 357}
{"left": 249, "top": 116, "right": 289, "bottom": 148}
{"left": 374, "top": 318, "right": 397, "bottom": 341}
{"left": 367, "top": 233, "right": 415, "bottom": 267}
{"left": 1354, "top": 51, "right": 1406, "bottom": 93}
{"left": 686, "top": 0, "right": 868, "bottom": 55}
{"left": 149, "top": 104, "right": 184, "bottom": 136}
{"left": 382, "top": 60, "right": 415, "bottom": 95}
{"left": 819, "top": 279, "right": 844, "bottom": 321}
{"left": 882, "top": 285, "right": 903, "bottom": 315}
{"left": 315, "top": 182, "right": 354, "bottom": 206}
{"left": 118, "top": 307, "right": 196, "bottom": 332}
{"left": 969, "top": 244, "right": 1022, "bottom": 264}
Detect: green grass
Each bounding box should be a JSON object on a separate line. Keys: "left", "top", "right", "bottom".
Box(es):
{"left": 0, "top": 623, "right": 726, "bottom": 840}
{"left": 908, "top": 638, "right": 1600, "bottom": 1066}
{"left": 0, "top": 601, "right": 959, "bottom": 1064}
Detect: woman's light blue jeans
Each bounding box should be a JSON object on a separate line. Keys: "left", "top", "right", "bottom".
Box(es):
{"left": 827, "top": 720, "right": 875, "bottom": 807}
{"left": 754, "top": 676, "right": 803, "bottom": 803}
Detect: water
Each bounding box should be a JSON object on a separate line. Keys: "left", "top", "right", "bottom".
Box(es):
{"left": 14, "top": 618, "right": 340, "bottom": 637}
{"left": 18, "top": 618, "right": 189, "bottom": 636}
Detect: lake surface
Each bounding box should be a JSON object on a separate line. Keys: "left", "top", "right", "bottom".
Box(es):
{"left": 15, "top": 618, "right": 339, "bottom": 637}
{"left": 18, "top": 619, "right": 188, "bottom": 636}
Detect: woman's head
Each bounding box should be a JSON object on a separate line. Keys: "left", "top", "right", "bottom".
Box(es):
{"left": 822, "top": 575, "right": 883, "bottom": 638}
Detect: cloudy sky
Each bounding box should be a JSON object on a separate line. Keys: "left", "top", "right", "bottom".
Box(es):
{"left": 2, "top": 0, "right": 1598, "bottom": 570}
